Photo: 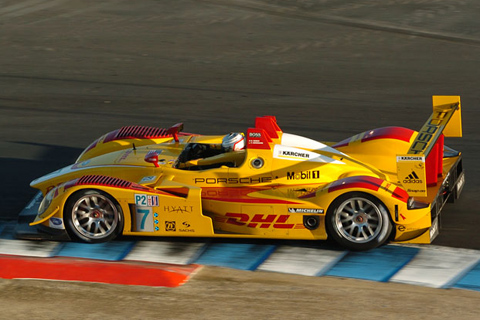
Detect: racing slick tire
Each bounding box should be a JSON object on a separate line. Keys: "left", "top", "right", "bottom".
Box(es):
{"left": 326, "top": 192, "right": 392, "bottom": 251}
{"left": 64, "top": 189, "right": 124, "bottom": 243}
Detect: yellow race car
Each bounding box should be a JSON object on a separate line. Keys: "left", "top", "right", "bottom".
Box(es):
{"left": 18, "top": 96, "right": 464, "bottom": 250}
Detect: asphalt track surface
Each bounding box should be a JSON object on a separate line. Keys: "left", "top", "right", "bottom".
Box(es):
{"left": 0, "top": 0, "right": 479, "bottom": 318}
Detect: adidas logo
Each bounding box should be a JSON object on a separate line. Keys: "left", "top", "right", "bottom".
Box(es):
{"left": 403, "top": 171, "right": 423, "bottom": 183}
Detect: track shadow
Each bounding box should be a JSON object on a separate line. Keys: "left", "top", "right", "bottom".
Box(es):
{"left": 0, "top": 142, "right": 83, "bottom": 220}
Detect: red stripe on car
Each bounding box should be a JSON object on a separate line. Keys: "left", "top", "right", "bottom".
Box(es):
{"left": 333, "top": 126, "right": 414, "bottom": 148}
{"left": 391, "top": 186, "right": 409, "bottom": 203}
{"left": 360, "top": 127, "right": 414, "bottom": 143}
{"left": 328, "top": 176, "right": 383, "bottom": 193}
{"left": 201, "top": 187, "right": 301, "bottom": 204}
{"left": 76, "top": 175, "right": 133, "bottom": 188}
{"left": 104, "top": 126, "right": 171, "bottom": 143}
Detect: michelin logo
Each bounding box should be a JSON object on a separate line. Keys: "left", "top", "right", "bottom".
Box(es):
{"left": 288, "top": 208, "right": 324, "bottom": 214}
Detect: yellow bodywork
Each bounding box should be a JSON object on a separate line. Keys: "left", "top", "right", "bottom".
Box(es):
{"left": 28, "top": 97, "right": 464, "bottom": 248}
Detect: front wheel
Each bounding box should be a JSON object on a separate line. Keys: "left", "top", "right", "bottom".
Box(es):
{"left": 326, "top": 192, "right": 392, "bottom": 251}
{"left": 64, "top": 189, "right": 124, "bottom": 243}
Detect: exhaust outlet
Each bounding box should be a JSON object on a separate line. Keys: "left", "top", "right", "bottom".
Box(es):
{"left": 303, "top": 215, "right": 320, "bottom": 230}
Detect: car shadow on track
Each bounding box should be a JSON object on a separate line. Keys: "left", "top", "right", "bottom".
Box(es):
{"left": 0, "top": 142, "right": 82, "bottom": 220}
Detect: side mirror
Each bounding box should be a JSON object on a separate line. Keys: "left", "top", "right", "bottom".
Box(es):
{"left": 144, "top": 150, "right": 160, "bottom": 167}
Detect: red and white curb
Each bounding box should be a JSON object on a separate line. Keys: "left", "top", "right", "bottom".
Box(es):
{"left": 0, "top": 236, "right": 479, "bottom": 291}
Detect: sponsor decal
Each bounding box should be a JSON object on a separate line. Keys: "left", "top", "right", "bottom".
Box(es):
{"left": 286, "top": 170, "right": 320, "bottom": 180}
{"left": 202, "top": 188, "right": 252, "bottom": 198}
{"left": 410, "top": 122, "right": 439, "bottom": 154}
{"left": 194, "top": 177, "right": 272, "bottom": 184}
{"left": 165, "top": 221, "right": 176, "bottom": 231}
{"left": 135, "top": 207, "right": 153, "bottom": 232}
{"left": 164, "top": 205, "right": 194, "bottom": 213}
{"left": 179, "top": 221, "right": 195, "bottom": 232}
{"left": 405, "top": 189, "right": 426, "bottom": 194}
{"left": 221, "top": 213, "right": 295, "bottom": 229}
{"left": 409, "top": 106, "right": 455, "bottom": 155}
{"left": 154, "top": 214, "right": 160, "bottom": 231}
{"left": 274, "top": 145, "right": 344, "bottom": 164}
{"left": 118, "top": 150, "right": 133, "bottom": 162}
{"left": 288, "top": 208, "right": 324, "bottom": 214}
{"left": 49, "top": 217, "right": 64, "bottom": 229}
{"left": 247, "top": 129, "right": 271, "bottom": 149}
{"left": 397, "top": 225, "right": 406, "bottom": 232}
{"left": 135, "top": 194, "right": 159, "bottom": 207}
{"left": 397, "top": 155, "right": 426, "bottom": 196}
{"left": 71, "top": 160, "right": 91, "bottom": 169}
{"left": 248, "top": 139, "right": 265, "bottom": 145}
{"left": 403, "top": 171, "right": 423, "bottom": 184}
{"left": 279, "top": 150, "right": 310, "bottom": 159}
{"left": 139, "top": 175, "right": 157, "bottom": 184}
{"left": 397, "top": 156, "right": 424, "bottom": 161}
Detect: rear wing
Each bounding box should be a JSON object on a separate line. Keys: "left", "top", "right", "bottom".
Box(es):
{"left": 397, "top": 96, "right": 462, "bottom": 197}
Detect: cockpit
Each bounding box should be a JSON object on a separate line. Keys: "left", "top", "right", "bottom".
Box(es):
{"left": 176, "top": 133, "right": 246, "bottom": 170}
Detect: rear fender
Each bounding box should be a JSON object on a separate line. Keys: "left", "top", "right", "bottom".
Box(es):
{"left": 316, "top": 176, "right": 431, "bottom": 230}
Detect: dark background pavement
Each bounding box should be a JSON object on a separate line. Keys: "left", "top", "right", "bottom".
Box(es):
{"left": 1, "top": 0, "right": 479, "bottom": 249}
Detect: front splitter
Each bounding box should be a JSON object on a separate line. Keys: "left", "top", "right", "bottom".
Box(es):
{"left": 14, "top": 191, "right": 70, "bottom": 241}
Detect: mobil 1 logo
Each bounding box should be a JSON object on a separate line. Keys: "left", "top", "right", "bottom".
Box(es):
{"left": 286, "top": 170, "right": 320, "bottom": 180}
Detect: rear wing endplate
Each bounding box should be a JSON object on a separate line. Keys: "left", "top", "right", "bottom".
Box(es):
{"left": 397, "top": 96, "right": 462, "bottom": 197}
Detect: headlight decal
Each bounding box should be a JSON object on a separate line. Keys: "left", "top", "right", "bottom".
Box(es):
{"left": 38, "top": 189, "right": 55, "bottom": 216}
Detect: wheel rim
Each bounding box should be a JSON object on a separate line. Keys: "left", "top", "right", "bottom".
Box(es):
{"left": 334, "top": 197, "right": 383, "bottom": 244}
{"left": 71, "top": 193, "right": 119, "bottom": 240}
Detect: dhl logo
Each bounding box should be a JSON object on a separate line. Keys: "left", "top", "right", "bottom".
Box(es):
{"left": 216, "top": 213, "right": 304, "bottom": 229}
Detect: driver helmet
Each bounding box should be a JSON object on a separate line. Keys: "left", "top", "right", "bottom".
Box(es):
{"left": 222, "top": 133, "right": 245, "bottom": 152}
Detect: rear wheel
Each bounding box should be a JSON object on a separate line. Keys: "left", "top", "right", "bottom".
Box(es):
{"left": 326, "top": 192, "right": 392, "bottom": 251}
{"left": 64, "top": 189, "right": 124, "bottom": 243}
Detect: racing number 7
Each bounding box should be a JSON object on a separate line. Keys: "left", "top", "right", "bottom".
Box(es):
{"left": 137, "top": 209, "right": 150, "bottom": 230}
